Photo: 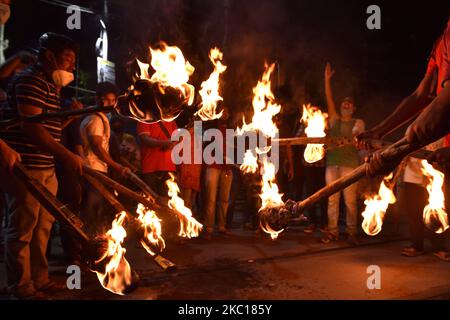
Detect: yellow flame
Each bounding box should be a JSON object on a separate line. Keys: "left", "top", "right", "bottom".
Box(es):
{"left": 137, "top": 42, "right": 195, "bottom": 105}
{"left": 237, "top": 63, "right": 281, "bottom": 138}
{"left": 259, "top": 159, "right": 285, "bottom": 239}
{"left": 94, "top": 211, "right": 132, "bottom": 295}
{"left": 240, "top": 149, "right": 259, "bottom": 174}
{"left": 421, "top": 160, "right": 449, "bottom": 234}
{"left": 301, "top": 104, "right": 328, "bottom": 163}
{"left": 196, "top": 48, "right": 227, "bottom": 120}
{"left": 136, "top": 203, "right": 165, "bottom": 256}
{"left": 236, "top": 63, "right": 285, "bottom": 239}
{"left": 166, "top": 173, "right": 203, "bottom": 238}
{"left": 361, "top": 173, "right": 396, "bottom": 236}
{"left": 259, "top": 220, "right": 284, "bottom": 240}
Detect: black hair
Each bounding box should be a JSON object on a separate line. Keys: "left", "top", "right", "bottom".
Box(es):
{"left": 38, "top": 32, "right": 78, "bottom": 60}
{"left": 96, "top": 81, "right": 119, "bottom": 98}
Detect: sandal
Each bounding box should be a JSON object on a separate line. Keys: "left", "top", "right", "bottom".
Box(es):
{"left": 401, "top": 247, "right": 425, "bottom": 257}
{"left": 10, "top": 290, "right": 51, "bottom": 300}
{"left": 36, "top": 281, "right": 67, "bottom": 294}
{"left": 320, "top": 232, "right": 338, "bottom": 244}
{"left": 433, "top": 251, "right": 450, "bottom": 262}
{"left": 218, "top": 228, "right": 231, "bottom": 235}
{"left": 303, "top": 225, "right": 316, "bottom": 234}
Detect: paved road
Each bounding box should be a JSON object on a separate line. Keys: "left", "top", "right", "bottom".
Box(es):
{"left": 2, "top": 225, "right": 448, "bottom": 300}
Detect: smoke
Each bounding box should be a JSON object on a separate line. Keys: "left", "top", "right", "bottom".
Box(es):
{"left": 114, "top": 0, "right": 450, "bottom": 134}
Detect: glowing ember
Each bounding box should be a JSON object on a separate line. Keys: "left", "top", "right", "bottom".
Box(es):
{"left": 137, "top": 42, "right": 195, "bottom": 105}
{"left": 301, "top": 104, "right": 328, "bottom": 163}
{"left": 196, "top": 48, "right": 227, "bottom": 121}
{"left": 136, "top": 203, "right": 165, "bottom": 256}
{"left": 259, "top": 159, "right": 285, "bottom": 239}
{"left": 237, "top": 63, "right": 281, "bottom": 138}
{"left": 93, "top": 211, "right": 132, "bottom": 295}
{"left": 361, "top": 173, "right": 396, "bottom": 236}
{"left": 240, "top": 149, "right": 259, "bottom": 174}
{"left": 420, "top": 160, "right": 449, "bottom": 234}
{"left": 166, "top": 173, "right": 203, "bottom": 238}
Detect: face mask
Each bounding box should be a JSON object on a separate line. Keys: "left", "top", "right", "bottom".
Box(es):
{"left": 52, "top": 69, "right": 74, "bottom": 87}
{"left": 341, "top": 108, "right": 353, "bottom": 117}
{"left": 48, "top": 51, "right": 74, "bottom": 87}
{"left": 0, "top": 4, "right": 10, "bottom": 25}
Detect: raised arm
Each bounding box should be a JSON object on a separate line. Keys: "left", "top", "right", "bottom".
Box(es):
{"left": 0, "top": 51, "right": 36, "bottom": 80}
{"left": 324, "top": 62, "right": 338, "bottom": 120}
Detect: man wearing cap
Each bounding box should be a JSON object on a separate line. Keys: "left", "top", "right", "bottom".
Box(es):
{"left": 321, "top": 62, "right": 365, "bottom": 245}
{"left": 0, "top": 33, "right": 83, "bottom": 299}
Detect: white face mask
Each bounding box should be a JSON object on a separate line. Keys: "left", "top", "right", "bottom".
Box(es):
{"left": 52, "top": 69, "right": 74, "bottom": 87}
{"left": 0, "top": 4, "right": 10, "bottom": 25}
{"left": 341, "top": 108, "right": 353, "bottom": 118}
{"left": 48, "top": 50, "right": 74, "bottom": 87}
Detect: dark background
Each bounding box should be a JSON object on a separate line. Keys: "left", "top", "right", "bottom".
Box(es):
{"left": 5, "top": 0, "right": 450, "bottom": 137}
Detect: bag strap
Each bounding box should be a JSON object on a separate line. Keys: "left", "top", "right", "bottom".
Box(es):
{"left": 158, "top": 121, "right": 172, "bottom": 139}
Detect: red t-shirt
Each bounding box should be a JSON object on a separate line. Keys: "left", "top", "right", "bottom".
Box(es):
{"left": 426, "top": 20, "right": 450, "bottom": 146}
{"left": 137, "top": 121, "right": 177, "bottom": 174}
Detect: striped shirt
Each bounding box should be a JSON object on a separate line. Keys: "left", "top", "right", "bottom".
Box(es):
{"left": 1, "top": 66, "right": 62, "bottom": 169}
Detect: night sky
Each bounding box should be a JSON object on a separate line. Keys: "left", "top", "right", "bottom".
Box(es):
{"left": 5, "top": 0, "right": 450, "bottom": 136}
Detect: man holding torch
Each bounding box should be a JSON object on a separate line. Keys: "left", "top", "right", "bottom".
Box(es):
{"left": 0, "top": 33, "right": 83, "bottom": 299}
{"left": 358, "top": 17, "right": 450, "bottom": 260}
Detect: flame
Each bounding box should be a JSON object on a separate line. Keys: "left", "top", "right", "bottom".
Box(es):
{"left": 259, "top": 159, "right": 285, "bottom": 239}
{"left": 236, "top": 63, "right": 285, "bottom": 239}
{"left": 137, "top": 42, "right": 195, "bottom": 105}
{"left": 237, "top": 63, "right": 281, "bottom": 138}
{"left": 240, "top": 149, "right": 259, "bottom": 174}
{"left": 196, "top": 48, "right": 227, "bottom": 120}
{"left": 166, "top": 173, "right": 203, "bottom": 238}
{"left": 361, "top": 173, "right": 396, "bottom": 236}
{"left": 136, "top": 203, "right": 165, "bottom": 256}
{"left": 93, "top": 211, "right": 132, "bottom": 295}
{"left": 421, "top": 160, "right": 449, "bottom": 234}
{"left": 301, "top": 104, "right": 328, "bottom": 163}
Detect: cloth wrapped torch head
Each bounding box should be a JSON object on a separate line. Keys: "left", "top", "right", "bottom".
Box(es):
{"left": 116, "top": 79, "right": 189, "bottom": 123}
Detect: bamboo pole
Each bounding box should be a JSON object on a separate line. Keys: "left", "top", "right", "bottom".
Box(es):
{"left": 294, "top": 138, "right": 414, "bottom": 213}
{"left": 83, "top": 171, "right": 176, "bottom": 271}
{"left": 13, "top": 163, "right": 90, "bottom": 242}
{"left": 83, "top": 166, "right": 158, "bottom": 210}
{"left": 273, "top": 137, "right": 391, "bottom": 149}
{"left": 0, "top": 106, "right": 115, "bottom": 130}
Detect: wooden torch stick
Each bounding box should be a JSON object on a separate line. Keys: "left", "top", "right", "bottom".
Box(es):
{"left": 293, "top": 137, "right": 416, "bottom": 214}
{"left": 0, "top": 106, "right": 115, "bottom": 130}
{"left": 82, "top": 166, "right": 158, "bottom": 210}
{"left": 273, "top": 137, "right": 391, "bottom": 149}
{"left": 83, "top": 171, "right": 177, "bottom": 271}
{"left": 13, "top": 163, "right": 90, "bottom": 242}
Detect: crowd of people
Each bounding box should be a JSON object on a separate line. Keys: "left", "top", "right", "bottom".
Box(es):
{"left": 0, "top": 1, "right": 449, "bottom": 300}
